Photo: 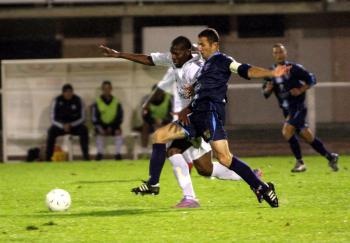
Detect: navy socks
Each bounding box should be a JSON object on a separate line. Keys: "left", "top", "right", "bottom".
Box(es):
{"left": 310, "top": 137, "right": 331, "bottom": 159}
{"left": 148, "top": 143, "right": 166, "bottom": 185}
{"left": 229, "top": 156, "right": 267, "bottom": 191}
{"left": 288, "top": 135, "right": 302, "bottom": 161}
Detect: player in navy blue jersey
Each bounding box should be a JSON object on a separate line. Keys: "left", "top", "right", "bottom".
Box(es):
{"left": 262, "top": 43, "right": 339, "bottom": 172}
{"left": 174, "top": 28, "right": 292, "bottom": 208}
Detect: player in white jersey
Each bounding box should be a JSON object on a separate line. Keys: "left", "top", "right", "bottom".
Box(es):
{"left": 100, "top": 36, "right": 260, "bottom": 208}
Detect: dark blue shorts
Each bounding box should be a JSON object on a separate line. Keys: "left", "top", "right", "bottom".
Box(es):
{"left": 179, "top": 110, "right": 227, "bottom": 142}
{"left": 286, "top": 107, "right": 308, "bottom": 130}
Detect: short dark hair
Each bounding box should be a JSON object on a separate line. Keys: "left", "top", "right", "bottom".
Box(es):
{"left": 102, "top": 80, "right": 112, "bottom": 87}
{"left": 62, "top": 83, "right": 73, "bottom": 92}
{"left": 198, "top": 28, "right": 220, "bottom": 44}
{"left": 171, "top": 36, "right": 192, "bottom": 50}
{"left": 273, "top": 43, "right": 286, "bottom": 49}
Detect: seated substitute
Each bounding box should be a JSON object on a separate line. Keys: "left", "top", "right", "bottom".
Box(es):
{"left": 46, "top": 84, "right": 90, "bottom": 161}
{"left": 140, "top": 85, "right": 172, "bottom": 155}
{"left": 92, "top": 81, "right": 124, "bottom": 160}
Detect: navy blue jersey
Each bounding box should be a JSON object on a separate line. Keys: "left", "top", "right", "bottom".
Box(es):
{"left": 264, "top": 61, "right": 316, "bottom": 112}
{"left": 192, "top": 52, "right": 233, "bottom": 112}
{"left": 51, "top": 94, "right": 85, "bottom": 128}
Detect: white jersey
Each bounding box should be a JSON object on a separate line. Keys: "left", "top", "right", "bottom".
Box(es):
{"left": 151, "top": 52, "right": 203, "bottom": 112}
{"left": 152, "top": 53, "right": 211, "bottom": 160}
{"left": 156, "top": 67, "right": 181, "bottom": 113}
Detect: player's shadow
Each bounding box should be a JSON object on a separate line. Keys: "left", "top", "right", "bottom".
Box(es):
{"left": 73, "top": 179, "right": 141, "bottom": 184}
{"left": 36, "top": 207, "right": 199, "bottom": 218}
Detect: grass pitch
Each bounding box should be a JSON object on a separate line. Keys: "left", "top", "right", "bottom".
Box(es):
{"left": 0, "top": 155, "right": 349, "bottom": 242}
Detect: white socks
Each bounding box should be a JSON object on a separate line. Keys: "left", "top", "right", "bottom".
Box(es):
{"left": 211, "top": 162, "right": 241, "bottom": 180}
{"left": 168, "top": 154, "right": 196, "bottom": 200}
{"left": 96, "top": 135, "right": 104, "bottom": 154}
{"left": 114, "top": 135, "right": 123, "bottom": 154}
{"left": 96, "top": 135, "right": 123, "bottom": 155}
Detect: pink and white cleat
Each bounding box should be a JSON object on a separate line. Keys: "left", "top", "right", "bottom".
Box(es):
{"left": 173, "top": 198, "right": 200, "bottom": 208}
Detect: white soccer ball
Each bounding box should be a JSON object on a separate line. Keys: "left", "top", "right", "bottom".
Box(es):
{"left": 45, "top": 189, "right": 71, "bottom": 212}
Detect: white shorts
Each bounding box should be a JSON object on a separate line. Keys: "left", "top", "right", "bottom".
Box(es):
{"left": 182, "top": 138, "right": 211, "bottom": 163}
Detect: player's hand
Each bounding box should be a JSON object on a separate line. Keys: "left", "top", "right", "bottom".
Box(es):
{"left": 290, "top": 88, "right": 303, "bottom": 96}
{"left": 183, "top": 84, "right": 194, "bottom": 98}
{"left": 63, "top": 124, "right": 71, "bottom": 133}
{"left": 173, "top": 107, "right": 191, "bottom": 126}
{"left": 154, "top": 118, "right": 163, "bottom": 126}
{"left": 99, "top": 45, "right": 120, "bottom": 58}
{"left": 272, "top": 64, "right": 291, "bottom": 77}
{"left": 106, "top": 127, "right": 113, "bottom": 135}
{"left": 265, "top": 81, "right": 274, "bottom": 92}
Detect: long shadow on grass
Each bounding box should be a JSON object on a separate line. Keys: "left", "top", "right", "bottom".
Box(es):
{"left": 74, "top": 179, "right": 141, "bottom": 184}
{"left": 35, "top": 207, "right": 202, "bottom": 218}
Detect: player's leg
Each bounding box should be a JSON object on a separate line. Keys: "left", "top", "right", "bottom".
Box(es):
{"left": 167, "top": 146, "right": 199, "bottom": 208}
{"left": 210, "top": 139, "right": 278, "bottom": 207}
{"left": 46, "top": 125, "right": 65, "bottom": 161}
{"left": 193, "top": 152, "right": 242, "bottom": 180}
{"left": 95, "top": 127, "right": 105, "bottom": 160}
{"left": 131, "top": 122, "right": 186, "bottom": 195}
{"left": 185, "top": 140, "right": 242, "bottom": 180}
{"left": 299, "top": 127, "right": 339, "bottom": 171}
{"left": 282, "top": 122, "right": 305, "bottom": 172}
{"left": 71, "top": 125, "right": 90, "bottom": 161}
{"left": 191, "top": 109, "right": 278, "bottom": 207}
{"left": 113, "top": 127, "right": 123, "bottom": 160}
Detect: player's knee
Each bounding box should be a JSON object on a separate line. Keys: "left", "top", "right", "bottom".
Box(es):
{"left": 167, "top": 147, "right": 182, "bottom": 157}
{"left": 196, "top": 168, "right": 211, "bottom": 177}
{"left": 194, "top": 164, "right": 212, "bottom": 177}
{"left": 216, "top": 153, "right": 232, "bottom": 167}
{"left": 151, "top": 130, "right": 164, "bottom": 143}
{"left": 282, "top": 128, "right": 292, "bottom": 140}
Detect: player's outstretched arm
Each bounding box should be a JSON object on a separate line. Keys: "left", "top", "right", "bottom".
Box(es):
{"left": 230, "top": 61, "right": 290, "bottom": 79}
{"left": 248, "top": 65, "right": 290, "bottom": 79}
{"left": 99, "top": 45, "right": 155, "bottom": 66}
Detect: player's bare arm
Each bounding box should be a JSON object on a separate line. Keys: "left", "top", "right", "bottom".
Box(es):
{"left": 230, "top": 61, "right": 290, "bottom": 79}
{"left": 248, "top": 65, "right": 290, "bottom": 78}
{"left": 99, "top": 45, "right": 154, "bottom": 66}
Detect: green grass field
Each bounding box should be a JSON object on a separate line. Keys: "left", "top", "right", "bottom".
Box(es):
{"left": 0, "top": 155, "right": 349, "bottom": 242}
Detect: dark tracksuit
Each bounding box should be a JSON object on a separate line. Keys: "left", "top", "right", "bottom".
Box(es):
{"left": 46, "top": 94, "right": 89, "bottom": 161}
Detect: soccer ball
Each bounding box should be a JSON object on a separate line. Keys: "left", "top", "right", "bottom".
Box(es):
{"left": 45, "top": 189, "right": 71, "bottom": 212}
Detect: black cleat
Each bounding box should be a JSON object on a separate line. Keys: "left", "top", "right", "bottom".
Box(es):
{"left": 328, "top": 153, "right": 339, "bottom": 172}
{"left": 95, "top": 153, "right": 103, "bottom": 161}
{"left": 262, "top": 182, "right": 279, "bottom": 208}
{"left": 131, "top": 181, "right": 160, "bottom": 196}
{"left": 251, "top": 185, "right": 264, "bottom": 203}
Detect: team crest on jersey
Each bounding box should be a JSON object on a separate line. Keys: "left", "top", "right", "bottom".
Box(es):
{"left": 71, "top": 104, "right": 77, "bottom": 110}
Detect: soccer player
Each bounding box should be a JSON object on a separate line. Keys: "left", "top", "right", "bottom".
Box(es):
{"left": 92, "top": 81, "right": 124, "bottom": 160}
{"left": 101, "top": 37, "right": 246, "bottom": 208}
{"left": 262, "top": 43, "right": 339, "bottom": 172}
{"left": 100, "top": 31, "right": 282, "bottom": 207}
